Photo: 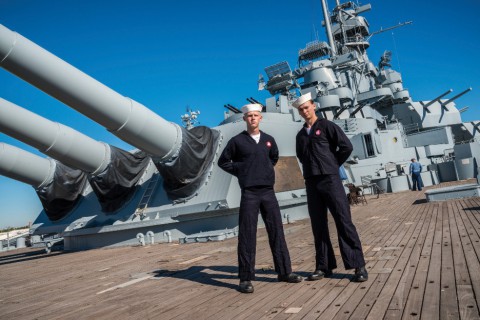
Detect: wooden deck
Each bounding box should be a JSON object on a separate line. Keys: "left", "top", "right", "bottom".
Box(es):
{"left": 1, "top": 180, "right": 480, "bottom": 320}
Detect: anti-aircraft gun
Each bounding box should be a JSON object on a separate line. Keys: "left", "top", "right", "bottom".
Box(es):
{"left": 0, "top": 24, "right": 308, "bottom": 249}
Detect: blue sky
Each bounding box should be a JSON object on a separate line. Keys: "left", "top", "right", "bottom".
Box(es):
{"left": 0, "top": 0, "right": 479, "bottom": 229}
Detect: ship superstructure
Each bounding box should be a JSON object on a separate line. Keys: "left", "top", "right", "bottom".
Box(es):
{"left": 253, "top": 0, "right": 474, "bottom": 193}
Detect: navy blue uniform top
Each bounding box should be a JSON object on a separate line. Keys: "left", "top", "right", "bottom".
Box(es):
{"left": 218, "top": 130, "right": 279, "bottom": 189}
{"left": 296, "top": 118, "right": 353, "bottom": 179}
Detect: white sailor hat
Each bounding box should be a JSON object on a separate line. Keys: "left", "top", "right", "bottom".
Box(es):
{"left": 292, "top": 92, "right": 313, "bottom": 108}
{"left": 241, "top": 103, "right": 263, "bottom": 114}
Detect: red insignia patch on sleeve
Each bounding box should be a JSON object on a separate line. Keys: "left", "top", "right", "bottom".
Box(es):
{"left": 266, "top": 141, "right": 272, "bottom": 147}
{"left": 315, "top": 129, "right": 321, "bottom": 136}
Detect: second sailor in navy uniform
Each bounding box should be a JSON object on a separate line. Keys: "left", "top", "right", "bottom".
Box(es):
{"left": 293, "top": 92, "right": 368, "bottom": 283}
{"left": 218, "top": 103, "right": 302, "bottom": 294}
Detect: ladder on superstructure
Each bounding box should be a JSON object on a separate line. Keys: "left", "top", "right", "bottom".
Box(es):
{"left": 134, "top": 174, "right": 160, "bottom": 219}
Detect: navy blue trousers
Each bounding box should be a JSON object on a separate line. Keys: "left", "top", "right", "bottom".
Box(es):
{"left": 305, "top": 174, "right": 365, "bottom": 270}
{"left": 411, "top": 172, "right": 423, "bottom": 191}
{"left": 238, "top": 186, "right": 292, "bottom": 281}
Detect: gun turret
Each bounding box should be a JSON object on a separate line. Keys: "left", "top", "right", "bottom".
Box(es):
{"left": 0, "top": 24, "right": 219, "bottom": 201}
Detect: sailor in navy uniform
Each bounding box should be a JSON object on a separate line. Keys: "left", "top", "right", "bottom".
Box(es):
{"left": 218, "top": 103, "right": 302, "bottom": 293}
{"left": 293, "top": 93, "right": 368, "bottom": 282}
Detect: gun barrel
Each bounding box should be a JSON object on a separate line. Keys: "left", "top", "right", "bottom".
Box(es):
{"left": 442, "top": 87, "right": 472, "bottom": 106}
{"left": 0, "top": 24, "right": 181, "bottom": 159}
{"left": 0, "top": 98, "right": 110, "bottom": 174}
{"left": 423, "top": 89, "right": 453, "bottom": 108}
{"left": 0, "top": 143, "right": 55, "bottom": 188}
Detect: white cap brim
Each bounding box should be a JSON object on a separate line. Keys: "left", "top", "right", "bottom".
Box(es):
{"left": 241, "top": 103, "right": 263, "bottom": 114}
{"left": 292, "top": 92, "right": 313, "bottom": 108}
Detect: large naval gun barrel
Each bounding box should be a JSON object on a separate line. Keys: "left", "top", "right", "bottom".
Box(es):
{"left": 0, "top": 98, "right": 110, "bottom": 175}
{"left": 0, "top": 142, "right": 55, "bottom": 188}
{"left": 0, "top": 142, "right": 88, "bottom": 220}
{"left": 0, "top": 24, "right": 219, "bottom": 200}
{"left": 0, "top": 24, "right": 180, "bottom": 160}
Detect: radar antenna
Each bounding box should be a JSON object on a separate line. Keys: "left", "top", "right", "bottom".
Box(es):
{"left": 378, "top": 50, "right": 392, "bottom": 70}
{"left": 180, "top": 106, "right": 201, "bottom": 130}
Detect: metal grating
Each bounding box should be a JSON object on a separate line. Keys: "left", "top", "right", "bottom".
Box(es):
{"left": 298, "top": 41, "right": 331, "bottom": 61}
{"left": 264, "top": 61, "right": 291, "bottom": 79}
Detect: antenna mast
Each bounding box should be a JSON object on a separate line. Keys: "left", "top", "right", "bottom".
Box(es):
{"left": 321, "top": 0, "right": 337, "bottom": 56}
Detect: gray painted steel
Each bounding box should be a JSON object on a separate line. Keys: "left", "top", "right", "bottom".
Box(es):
{"left": 0, "top": 143, "right": 55, "bottom": 188}
{"left": 425, "top": 184, "right": 480, "bottom": 201}
{"left": 0, "top": 98, "right": 110, "bottom": 174}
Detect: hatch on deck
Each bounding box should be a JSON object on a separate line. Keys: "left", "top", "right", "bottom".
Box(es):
{"left": 425, "top": 183, "right": 480, "bottom": 201}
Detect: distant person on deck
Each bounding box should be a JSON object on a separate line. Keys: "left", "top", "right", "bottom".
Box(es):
{"left": 292, "top": 92, "right": 368, "bottom": 283}
{"left": 218, "top": 103, "right": 302, "bottom": 294}
{"left": 409, "top": 158, "right": 423, "bottom": 191}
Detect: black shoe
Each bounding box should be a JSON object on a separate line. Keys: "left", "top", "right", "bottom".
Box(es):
{"left": 277, "top": 273, "right": 303, "bottom": 283}
{"left": 352, "top": 266, "right": 368, "bottom": 282}
{"left": 239, "top": 280, "right": 254, "bottom": 293}
{"left": 307, "top": 269, "right": 333, "bottom": 281}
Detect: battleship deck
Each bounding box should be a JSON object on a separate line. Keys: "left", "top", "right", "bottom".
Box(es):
{"left": 1, "top": 180, "right": 480, "bottom": 320}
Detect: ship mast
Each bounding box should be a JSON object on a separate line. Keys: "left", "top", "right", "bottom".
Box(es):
{"left": 321, "top": 0, "right": 337, "bottom": 56}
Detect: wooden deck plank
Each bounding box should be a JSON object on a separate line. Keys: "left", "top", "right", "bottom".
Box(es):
{"left": 349, "top": 273, "right": 390, "bottom": 320}
{"left": 455, "top": 199, "right": 480, "bottom": 313}
{"left": 437, "top": 201, "right": 460, "bottom": 320}
{"left": 400, "top": 202, "right": 439, "bottom": 319}
{"left": 315, "top": 280, "right": 362, "bottom": 320}
{"left": 447, "top": 200, "right": 471, "bottom": 288}
{"left": 460, "top": 199, "right": 480, "bottom": 253}
{"left": 457, "top": 284, "right": 479, "bottom": 320}
{"left": 265, "top": 278, "right": 346, "bottom": 320}
{"left": 341, "top": 194, "right": 420, "bottom": 320}
{"left": 328, "top": 273, "right": 379, "bottom": 320}
{"left": 447, "top": 200, "right": 480, "bottom": 320}
{"left": 366, "top": 195, "right": 433, "bottom": 319}
{"left": 286, "top": 278, "right": 348, "bottom": 319}
{"left": 387, "top": 201, "right": 433, "bottom": 315}
{"left": 462, "top": 198, "right": 480, "bottom": 231}
{"left": 386, "top": 200, "right": 431, "bottom": 313}
{"left": 357, "top": 192, "right": 420, "bottom": 285}
{"left": 421, "top": 202, "right": 444, "bottom": 319}
{"left": 363, "top": 199, "right": 427, "bottom": 318}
